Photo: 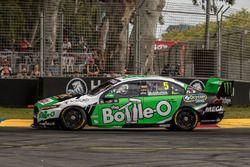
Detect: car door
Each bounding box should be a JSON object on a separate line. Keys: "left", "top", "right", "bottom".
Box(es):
{"left": 140, "top": 80, "right": 184, "bottom": 124}
{"left": 92, "top": 81, "right": 143, "bottom": 127}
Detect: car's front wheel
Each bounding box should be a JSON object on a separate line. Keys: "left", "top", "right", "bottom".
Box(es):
{"left": 172, "top": 108, "right": 198, "bottom": 131}
{"left": 60, "top": 107, "right": 87, "bottom": 130}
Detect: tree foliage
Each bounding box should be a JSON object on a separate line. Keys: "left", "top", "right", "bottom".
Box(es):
{"left": 0, "top": 0, "right": 41, "bottom": 49}
{"left": 161, "top": 9, "right": 250, "bottom": 42}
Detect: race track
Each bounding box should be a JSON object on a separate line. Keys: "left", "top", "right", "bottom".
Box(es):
{"left": 1, "top": 127, "right": 250, "bottom": 167}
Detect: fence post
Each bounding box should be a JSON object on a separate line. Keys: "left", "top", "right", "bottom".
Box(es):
{"left": 240, "top": 30, "right": 248, "bottom": 80}
{"left": 219, "top": 6, "right": 230, "bottom": 78}
{"left": 40, "top": 12, "right": 44, "bottom": 77}
{"left": 205, "top": 0, "right": 211, "bottom": 49}
{"left": 135, "top": 9, "right": 140, "bottom": 75}
{"left": 59, "top": 12, "right": 64, "bottom": 76}
{"left": 216, "top": 6, "right": 224, "bottom": 78}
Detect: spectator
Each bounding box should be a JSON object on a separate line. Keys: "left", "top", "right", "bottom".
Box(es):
{"left": 45, "top": 70, "right": 52, "bottom": 77}
{"left": 63, "top": 37, "right": 72, "bottom": 53}
{"left": 93, "top": 48, "right": 104, "bottom": 71}
{"left": 87, "top": 58, "right": 99, "bottom": 76}
{"left": 30, "top": 64, "right": 41, "bottom": 78}
{"left": 92, "top": 49, "right": 100, "bottom": 65}
{"left": 78, "top": 35, "right": 88, "bottom": 53}
{"left": 20, "top": 38, "right": 31, "bottom": 52}
{"left": 175, "top": 64, "right": 181, "bottom": 76}
{"left": 10, "top": 38, "right": 18, "bottom": 52}
{"left": 161, "top": 64, "right": 170, "bottom": 76}
{"left": 0, "top": 59, "right": 12, "bottom": 78}
{"left": 17, "top": 67, "right": 29, "bottom": 79}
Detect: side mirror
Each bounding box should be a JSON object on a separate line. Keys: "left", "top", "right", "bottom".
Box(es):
{"left": 104, "top": 93, "right": 115, "bottom": 100}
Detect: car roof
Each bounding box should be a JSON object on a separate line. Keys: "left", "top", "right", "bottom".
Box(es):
{"left": 116, "top": 75, "right": 186, "bottom": 88}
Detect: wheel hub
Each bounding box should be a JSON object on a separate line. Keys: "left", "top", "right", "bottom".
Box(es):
{"left": 71, "top": 115, "right": 77, "bottom": 120}
{"left": 184, "top": 116, "right": 189, "bottom": 122}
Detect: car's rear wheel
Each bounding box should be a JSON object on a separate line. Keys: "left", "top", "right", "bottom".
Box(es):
{"left": 60, "top": 107, "right": 87, "bottom": 130}
{"left": 173, "top": 108, "right": 198, "bottom": 131}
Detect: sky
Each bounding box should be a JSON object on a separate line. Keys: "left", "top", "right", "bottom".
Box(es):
{"left": 155, "top": 0, "right": 250, "bottom": 39}
{"left": 174, "top": 0, "right": 250, "bottom": 11}
{"left": 170, "top": 0, "right": 250, "bottom": 10}
{"left": 234, "top": 0, "right": 250, "bottom": 10}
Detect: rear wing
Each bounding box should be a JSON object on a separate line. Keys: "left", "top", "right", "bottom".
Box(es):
{"left": 204, "top": 78, "right": 234, "bottom": 97}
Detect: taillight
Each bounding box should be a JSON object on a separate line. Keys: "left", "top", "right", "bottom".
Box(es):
{"left": 212, "top": 97, "right": 223, "bottom": 105}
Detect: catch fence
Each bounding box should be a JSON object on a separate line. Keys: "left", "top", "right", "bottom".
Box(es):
{"left": 0, "top": 0, "right": 249, "bottom": 81}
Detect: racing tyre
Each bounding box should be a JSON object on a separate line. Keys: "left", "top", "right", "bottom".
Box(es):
{"left": 60, "top": 107, "right": 87, "bottom": 130}
{"left": 173, "top": 108, "right": 198, "bottom": 131}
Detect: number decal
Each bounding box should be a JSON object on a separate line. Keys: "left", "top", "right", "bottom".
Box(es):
{"left": 163, "top": 82, "right": 169, "bottom": 90}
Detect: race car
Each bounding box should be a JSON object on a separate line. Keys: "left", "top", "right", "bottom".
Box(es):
{"left": 33, "top": 76, "right": 233, "bottom": 131}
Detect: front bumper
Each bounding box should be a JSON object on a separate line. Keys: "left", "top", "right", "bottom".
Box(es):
{"left": 33, "top": 106, "right": 61, "bottom": 128}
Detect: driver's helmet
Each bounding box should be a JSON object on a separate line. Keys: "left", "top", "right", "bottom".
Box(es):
{"left": 116, "top": 84, "right": 129, "bottom": 94}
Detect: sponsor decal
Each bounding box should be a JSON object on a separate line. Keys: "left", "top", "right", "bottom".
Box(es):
{"left": 38, "top": 98, "right": 53, "bottom": 105}
{"left": 102, "top": 99, "right": 172, "bottom": 124}
{"left": 54, "top": 94, "right": 73, "bottom": 99}
{"left": 67, "top": 98, "right": 90, "bottom": 103}
{"left": 140, "top": 85, "right": 147, "bottom": 95}
{"left": 190, "top": 80, "right": 205, "bottom": 91}
{"left": 205, "top": 106, "right": 224, "bottom": 113}
{"left": 148, "top": 91, "right": 169, "bottom": 96}
{"left": 38, "top": 111, "right": 56, "bottom": 121}
{"left": 184, "top": 93, "right": 207, "bottom": 103}
{"left": 66, "top": 78, "right": 88, "bottom": 95}
{"left": 223, "top": 81, "right": 233, "bottom": 96}
{"left": 186, "top": 88, "right": 198, "bottom": 94}
{"left": 222, "top": 97, "right": 232, "bottom": 105}
{"left": 39, "top": 122, "right": 56, "bottom": 126}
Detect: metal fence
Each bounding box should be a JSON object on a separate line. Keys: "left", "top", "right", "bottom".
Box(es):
{"left": 0, "top": 0, "right": 249, "bottom": 81}
{"left": 220, "top": 8, "right": 250, "bottom": 81}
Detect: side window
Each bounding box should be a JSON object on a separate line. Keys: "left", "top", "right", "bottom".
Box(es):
{"left": 147, "top": 80, "right": 185, "bottom": 96}
{"left": 108, "top": 82, "right": 140, "bottom": 98}
{"left": 170, "top": 82, "right": 185, "bottom": 95}
{"left": 147, "top": 81, "right": 170, "bottom": 96}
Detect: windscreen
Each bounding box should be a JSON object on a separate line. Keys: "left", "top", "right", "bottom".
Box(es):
{"left": 88, "top": 79, "right": 120, "bottom": 96}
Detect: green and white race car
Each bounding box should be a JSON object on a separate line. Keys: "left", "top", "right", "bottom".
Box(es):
{"left": 33, "top": 76, "right": 233, "bottom": 131}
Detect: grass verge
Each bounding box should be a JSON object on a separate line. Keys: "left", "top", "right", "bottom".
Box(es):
{"left": 0, "top": 106, "right": 250, "bottom": 119}
{"left": 0, "top": 107, "right": 33, "bottom": 119}
{"left": 224, "top": 106, "right": 250, "bottom": 119}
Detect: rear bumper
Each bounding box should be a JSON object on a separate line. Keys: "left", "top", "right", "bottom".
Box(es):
{"left": 200, "top": 111, "right": 224, "bottom": 124}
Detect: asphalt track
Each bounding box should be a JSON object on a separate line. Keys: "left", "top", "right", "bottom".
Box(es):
{"left": 1, "top": 127, "right": 250, "bottom": 167}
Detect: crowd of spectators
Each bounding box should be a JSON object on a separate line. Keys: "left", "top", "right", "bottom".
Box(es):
{"left": 161, "top": 64, "right": 181, "bottom": 77}
{"left": 0, "top": 59, "right": 12, "bottom": 78}
{"left": 16, "top": 64, "right": 41, "bottom": 79}
{"left": 0, "top": 35, "right": 129, "bottom": 79}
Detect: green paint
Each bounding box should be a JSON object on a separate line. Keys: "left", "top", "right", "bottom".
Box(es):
{"left": 35, "top": 97, "right": 59, "bottom": 109}
{"left": 38, "top": 110, "right": 55, "bottom": 121}
{"left": 204, "top": 78, "right": 222, "bottom": 94}
{"left": 91, "top": 95, "right": 182, "bottom": 126}
{"left": 104, "top": 93, "right": 115, "bottom": 99}
{"left": 204, "top": 78, "right": 233, "bottom": 97}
